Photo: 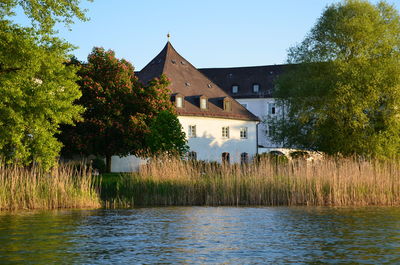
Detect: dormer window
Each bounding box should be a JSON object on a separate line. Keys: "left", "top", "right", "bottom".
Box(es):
{"left": 175, "top": 93, "right": 184, "bottom": 108}
{"left": 232, "top": 85, "right": 239, "bottom": 94}
{"left": 223, "top": 97, "right": 232, "bottom": 112}
{"left": 200, "top": 96, "right": 208, "bottom": 110}
{"left": 253, "top": 84, "right": 260, "bottom": 93}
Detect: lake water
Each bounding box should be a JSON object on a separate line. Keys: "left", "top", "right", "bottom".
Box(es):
{"left": 0, "top": 207, "right": 399, "bottom": 264}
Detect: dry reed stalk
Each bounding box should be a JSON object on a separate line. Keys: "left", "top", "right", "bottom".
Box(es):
{"left": 0, "top": 163, "right": 101, "bottom": 211}
{"left": 112, "top": 156, "right": 400, "bottom": 207}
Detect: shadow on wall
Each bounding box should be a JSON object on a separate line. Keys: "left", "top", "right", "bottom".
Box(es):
{"left": 111, "top": 124, "right": 257, "bottom": 172}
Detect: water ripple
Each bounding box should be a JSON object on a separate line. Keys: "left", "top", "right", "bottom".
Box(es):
{"left": 0, "top": 207, "right": 399, "bottom": 264}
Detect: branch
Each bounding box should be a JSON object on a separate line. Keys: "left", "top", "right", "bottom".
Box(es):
{"left": 0, "top": 63, "right": 22, "bottom": 74}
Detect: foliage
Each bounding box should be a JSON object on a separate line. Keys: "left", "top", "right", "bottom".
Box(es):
{"left": 59, "top": 47, "right": 184, "bottom": 172}
{"left": 254, "top": 152, "right": 288, "bottom": 164}
{"left": 91, "top": 157, "right": 106, "bottom": 173}
{"left": 144, "top": 110, "right": 188, "bottom": 157}
{"left": 0, "top": 1, "right": 91, "bottom": 169}
{"left": 271, "top": 0, "right": 400, "bottom": 159}
{"left": 289, "top": 151, "right": 310, "bottom": 160}
{"left": 1, "top": 0, "right": 91, "bottom": 34}
{"left": 0, "top": 21, "right": 83, "bottom": 169}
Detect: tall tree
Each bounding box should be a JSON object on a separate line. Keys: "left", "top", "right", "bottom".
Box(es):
{"left": 0, "top": 1, "right": 90, "bottom": 168}
{"left": 59, "top": 48, "right": 187, "bottom": 172}
{"left": 0, "top": 21, "right": 83, "bottom": 169}
{"left": 271, "top": 0, "right": 400, "bottom": 159}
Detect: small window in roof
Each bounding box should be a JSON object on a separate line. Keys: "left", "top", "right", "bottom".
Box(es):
{"left": 200, "top": 96, "right": 208, "bottom": 110}
{"left": 175, "top": 94, "right": 184, "bottom": 108}
{"left": 232, "top": 85, "right": 238, "bottom": 94}
{"left": 223, "top": 98, "right": 232, "bottom": 111}
{"left": 185, "top": 82, "right": 190, "bottom": 86}
{"left": 253, "top": 84, "right": 260, "bottom": 93}
{"left": 207, "top": 84, "right": 212, "bottom": 88}
{"left": 171, "top": 59, "right": 176, "bottom": 64}
{"left": 181, "top": 61, "right": 186, "bottom": 65}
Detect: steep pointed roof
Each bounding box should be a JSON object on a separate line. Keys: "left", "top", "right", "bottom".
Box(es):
{"left": 137, "top": 42, "right": 259, "bottom": 121}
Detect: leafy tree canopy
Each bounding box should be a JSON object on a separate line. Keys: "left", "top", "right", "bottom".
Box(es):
{"left": 0, "top": 20, "right": 83, "bottom": 169}
{"left": 145, "top": 110, "right": 188, "bottom": 157}
{"left": 271, "top": 0, "right": 400, "bottom": 159}
{"left": 0, "top": 0, "right": 91, "bottom": 168}
{"left": 1, "top": 0, "right": 91, "bottom": 33}
{"left": 59, "top": 48, "right": 187, "bottom": 172}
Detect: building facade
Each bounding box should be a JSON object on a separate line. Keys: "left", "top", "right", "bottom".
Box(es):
{"left": 200, "top": 65, "right": 288, "bottom": 152}
{"left": 111, "top": 42, "right": 259, "bottom": 172}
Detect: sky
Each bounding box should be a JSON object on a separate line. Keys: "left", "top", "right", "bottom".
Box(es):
{"left": 15, "top": 0, "right": 400, "bottom": 70}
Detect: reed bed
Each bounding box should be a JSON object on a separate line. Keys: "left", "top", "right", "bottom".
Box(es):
{"left": 0, "top": 163, "right": 101, "bottom": 211}
{"left": 107, "top": 157, "right": 400, "bottom": 207}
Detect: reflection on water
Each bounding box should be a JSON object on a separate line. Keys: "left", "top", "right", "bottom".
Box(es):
{"left": 0, "top": 207, "right": 399, "bottom": 264}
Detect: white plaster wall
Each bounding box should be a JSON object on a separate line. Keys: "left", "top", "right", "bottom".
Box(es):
{"left": 111, "top": 116, "right": 258, "bottom": 172}
{"left": 236, "top": 98, "right": 283, "bottom": 148}
{"left": 111, "top": 155, "right": 147, "bottom": 172}
{"left": 179, "top": 116, "right": 258, "bottom": 163}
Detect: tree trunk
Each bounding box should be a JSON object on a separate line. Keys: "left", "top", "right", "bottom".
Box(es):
{"left": 105, "top": 154, "right": 112, "bottom": 173}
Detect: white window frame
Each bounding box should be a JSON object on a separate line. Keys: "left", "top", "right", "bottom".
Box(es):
{"left": 240, "top": 127, "right": 248, "bottom": 139}
{"left": 253, "top": 84, "right": 259, "bottom": 93}
{"left": 222, "top": 126, "right": 230, "bottom": 138}
{"left": 232, "top": 85, "right": 239, "bottom": 94}
{"left": 188, "top": 151, "right": 197, "bottom": 160}
{"left": 188, "top": 125, "right": 196, "bottom": 138}
{"left": 269, "top": 103, "right": 276, "bottom": 115}
{"left": 240, "top": 152, "right": 249, "bottom": 164}
{"left": 200, "top": 98, "right": 207, "bottom": 110}
{"left": 176, "top": 96, "right": 183, "bottom": 108}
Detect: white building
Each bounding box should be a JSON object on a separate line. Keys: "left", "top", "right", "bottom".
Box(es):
{"left": 200, "top": 65, "right": 288, "bottom": 153}
{"left": 111, "top": 42, "right": 259, "bottom": 172}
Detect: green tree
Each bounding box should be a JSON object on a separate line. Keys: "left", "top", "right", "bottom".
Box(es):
{"left": 1, "top": 0, "right": 91, "bottom": 33}
{"left": 59, "top": 48, "right": 186, "bottom": 172}
{"left": 0, "top": 21, "right": 83, "bottom": 169}
{"left": 0, "top": 1, "right": 90, "bottom": 168}
{"left": 145, "top": 110, "right": 188, "bottom": 157}
{"left": 271, "top": 0, "right": 400, "bottom": 159}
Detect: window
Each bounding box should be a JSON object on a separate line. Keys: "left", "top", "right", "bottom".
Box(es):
{"left": 222, "top": 126, "right": 230, "bottom": 138}
{"left": 232, "top": 85, "right": 239, "bottom": 94}
{"left": 240, "top": 127, "right": 248, "bottom": 139}
{"left": 188, "top": 151, "right": 197, "bottom": 160}
{"left": 222, "top": 152, "right": 230, "bottom": 164}
{"left": 240, "top": 153, "right": 249, "bottom": 164}
{"left": 253, "top": 84, "right": 260, "bottom": 93}
{"left": 269, "top": 103, "right": 276, "bottom": 115}
{"left": 267, "top": 125, "right": 274, "bottom": 137}
{"left": 223, "top": 98, "right": 232, "bottom": 111}
{"left": 176, "top": 95, "right": 183, "bottom": 108}
{"left": 200, "top": 97, "right": 208, "bottom": 110}
{"left": 188, "top": 125, "right": 196, "bottom": 138}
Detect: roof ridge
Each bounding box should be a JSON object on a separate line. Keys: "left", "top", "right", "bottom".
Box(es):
{"left": 138, "top": 42, "right": 260, "bottom": 122}
{"left": 199, "top": 64, "right": 291, "bottom": 71}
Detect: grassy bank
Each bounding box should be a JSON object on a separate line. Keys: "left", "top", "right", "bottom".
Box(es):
{"left": 101, "top": 157, "right": 400, "bottom": 207}
{"left": 0, "top": 164, "right": 101, "bottom": 211}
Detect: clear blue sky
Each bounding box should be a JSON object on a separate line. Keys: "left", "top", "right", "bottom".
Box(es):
{"left": 20, "top": 0, "right": 400, "bottom": 70}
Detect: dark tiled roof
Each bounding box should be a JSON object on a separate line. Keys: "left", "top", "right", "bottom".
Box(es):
{"left": 199, "top": 65, "right": 290, "bottom": 99}
{"left": 137, "top": 42, "right": 259, "bottom": 121}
